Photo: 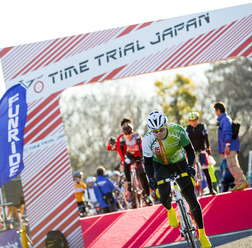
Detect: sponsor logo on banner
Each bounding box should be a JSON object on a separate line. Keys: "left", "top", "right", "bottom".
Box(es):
{"left": 0, "top": 84, "right": 27, "bottom": 187}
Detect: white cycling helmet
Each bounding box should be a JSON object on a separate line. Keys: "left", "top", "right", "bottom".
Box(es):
{"left": 188, "top": 112, "right": 199, "bottom": 120}
{"left": 147, "top": 111, "right": 167, "bottom": 130}
{"left": 112, "top": 170, "right": 120, "bottom": 177}
{"left": 86, "top": 176, "right": 96, "bottom": 183}
{"left": 105, "top": 170, "right": 112, "bottom": 178}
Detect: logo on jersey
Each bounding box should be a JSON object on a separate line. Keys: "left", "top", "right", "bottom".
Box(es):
{"left": 154, "top": 147, "right": 165, "bottom": 163}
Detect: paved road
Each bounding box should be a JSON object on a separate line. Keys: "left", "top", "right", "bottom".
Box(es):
{"left": 150, "top": 228, "right": 252, "bottom": 248}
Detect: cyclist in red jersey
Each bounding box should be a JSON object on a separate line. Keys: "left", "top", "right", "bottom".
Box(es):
{"left": 106, "top": 118, "right": 132, "bottom": 172}
{"left": 119, "top": 123, "right": 153, "bottom": 206}
{"left": 117, "top": 118, "right": 132, "bottom": 163}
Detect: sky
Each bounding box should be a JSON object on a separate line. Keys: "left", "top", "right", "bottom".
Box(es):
{"left": 0, "top": 0, "right": 251, "bottom": 99}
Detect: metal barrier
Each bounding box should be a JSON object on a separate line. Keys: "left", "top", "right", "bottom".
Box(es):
{"left": 0, "top": 202, "right": 16, "bottom": 230}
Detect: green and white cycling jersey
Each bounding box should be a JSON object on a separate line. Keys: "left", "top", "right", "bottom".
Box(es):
{"left": 142, "top": 124, "right": 190, "bottom": 165}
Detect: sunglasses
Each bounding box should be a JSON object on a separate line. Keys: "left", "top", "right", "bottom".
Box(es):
{"left": 189, "top": 119, "right": 198, "bottom": 122}
{"left": 152, "top": 125, "right": 166, "bottom": 133}
{"left": 124, "top": 132, "right": 133, "bottom": 136}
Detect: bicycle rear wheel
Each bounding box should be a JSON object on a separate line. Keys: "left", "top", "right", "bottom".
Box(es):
{"left": 177, "top": 200, "right": 198, "bottom": 248}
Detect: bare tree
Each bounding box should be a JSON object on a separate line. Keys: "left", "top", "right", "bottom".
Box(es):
{"left": 60, "top": 79, "right": 158, "bottom": 177}
{"left": 200, "top": 57, "right": 252, "bottom": 172}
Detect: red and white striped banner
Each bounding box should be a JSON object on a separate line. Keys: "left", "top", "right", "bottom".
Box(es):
{"left": 0, "top": 3, "right": 251, "bottom": 248}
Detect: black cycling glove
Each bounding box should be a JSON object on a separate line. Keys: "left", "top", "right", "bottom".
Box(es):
{"left": 186, "top": 165, "right": 196, "bottom": 177}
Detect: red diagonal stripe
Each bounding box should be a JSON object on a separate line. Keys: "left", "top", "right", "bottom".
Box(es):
{"left": 89, "top": 73, "right": 106, "bottom": 83}
{"left": 0, "top": 47, "right": 14, "bottom": 58}
{"left": 33, "top": 114, "right": 63, "bottom": 144}
{"left": 185, "top": 22, "right": 236, "bottom": 65}
{"left": 103, "top": 65, "right": 127, "bottom": 81}
{"left": 229, "top": 36, "right": 252, "bottom": 57}
{"left": 34, "top": 212, "right": 81, "bottom": 248}
{"left": 42, "top": 36, "right": 78, "bottom": 67}
{"left": 116, "top": 24, "right": 138, "bottom": 38}
{"left": 242, "top": 45, "right": 252, "bottom": 57}
{"left": 26, "top": 156, "right": 70, "bottom": 203}
{"left": 64, "top": 221, "right": 84, "bottom": 248}
{"left": 26, "top": 37, "right": 71, "bottom": 73}
{"left": 176, "top": 33, "right": 210, "bottom": 67}
{"left": 11, "top": 39, "right": 61, "bottom": 79}
{"left": 55, "top": 33, "right": 89, "bottom": 62}
{"left": 23, "top": 149, "right": 67, "bottom": 191}
{"left": 164, "top": 38, "right": 197, "bottom": 69}
{"left": 25, "top": 99, "right": 59, "bottom": 134}
{"left": 156, "top": 39, "right": 193, "bottom": 71}
{"left": 25, "top": 91, "right": 61, "bottom": 123}
{"left": 30, "top": 195, "right": 76, "bottom": 235}
{"left": 24, "top": 108, "right": 61, "bottom": 144}
{"left": 137, "top": 21, "right": 153, "bottom": 30}
{"left": 31, "top": 199, "right": 78, "bottom": 245}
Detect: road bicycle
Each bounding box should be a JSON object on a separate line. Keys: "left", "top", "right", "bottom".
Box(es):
{"left": 157, "top": 172, "right": 202, "bottom": 248}
{"left": 194, "top": 153, "right": 204, "bottom": 197}
{"left": 129, "top": 161, "right": 143, "bottom": 209}
{"left": 114, "top": 173, "right": 131, "bottom": 210}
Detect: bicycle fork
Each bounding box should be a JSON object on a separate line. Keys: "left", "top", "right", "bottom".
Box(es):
{"left": 173, "top": 182, "right": 197, "bottom": 238}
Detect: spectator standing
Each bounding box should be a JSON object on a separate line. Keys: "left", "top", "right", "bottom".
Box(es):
{"left": 213, "top": 102, "right": 249, "bottom": 191}
{"left": 186, "top": 112, "right": 216, "bottom": 195}
{"left": 85, "top": 176, "right": 99, "bottom": 215}
{"left": 219, "top": 158, "right": 235, "bottom": 192}
{"left": 93, "top": 166, "right": 117, "bottom": 214}
{"left": 73, "top": 171, "right": 87, "bottom": 217}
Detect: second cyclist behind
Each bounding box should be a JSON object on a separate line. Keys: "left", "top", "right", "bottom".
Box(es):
{"left": 119, "top": 123, "right": 153, "bottom": 206}
{"left": 186, "top": 112, "right": 216, "bottom": 195}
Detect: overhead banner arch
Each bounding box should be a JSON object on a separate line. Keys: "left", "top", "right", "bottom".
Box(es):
{"left": 0, "top": 4, "right": 251, "bottom": 248}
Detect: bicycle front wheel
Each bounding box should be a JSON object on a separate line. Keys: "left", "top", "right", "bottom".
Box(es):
{"left": 177, "top": 199, "right": 198, "bottom": 248}
{"left": 131, "top": 172, "right": 139, "bottom": 208}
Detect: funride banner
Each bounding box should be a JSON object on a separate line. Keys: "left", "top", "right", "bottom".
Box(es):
{"left": 0, "top": 84, "right": 27, "bottom": 188}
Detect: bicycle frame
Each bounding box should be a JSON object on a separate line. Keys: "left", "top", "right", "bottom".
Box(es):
{"left": 115, "top": 174, "right": 131, "bottom": 210}
{"left": 130, "top": 162, "right": 142, "bottom": 208}
{"left": 157, "top": 173, "right": 201, "bottom": 248}
{"left": 194, "top": 154, "right": 203, "bottom": 197}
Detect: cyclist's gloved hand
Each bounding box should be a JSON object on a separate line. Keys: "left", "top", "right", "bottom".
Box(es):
{"left": 124, "top": 158, "right": 131, "bottom": 165}
{"left": 186, "top": 165, "right": 196, "bottom": 177}
{"left": 148, "top": 178, "right": 157, "bottom": 190}
{"left": 206, "top": 147, "right": 211, "bottom": 155}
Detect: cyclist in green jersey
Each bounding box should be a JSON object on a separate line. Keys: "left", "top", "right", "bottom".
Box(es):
{"left": 142, "top": 111, "right": 211, "bottom": 248}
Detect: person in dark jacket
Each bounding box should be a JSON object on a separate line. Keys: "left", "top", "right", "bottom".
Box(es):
{"left": 93, "top": 166, "right": 117, "bottom": 213}
{"left": 214, "top": 102, "right": 249, "bottom": 192}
